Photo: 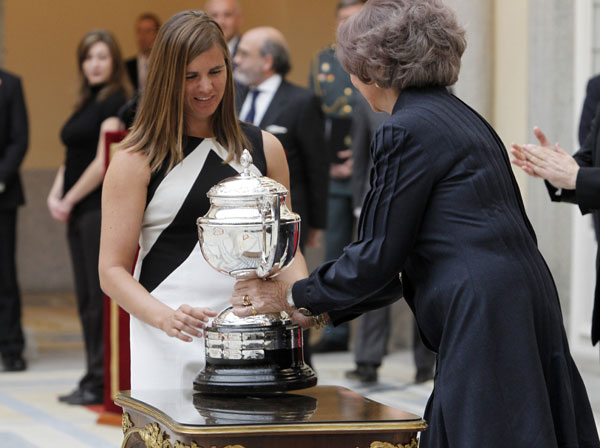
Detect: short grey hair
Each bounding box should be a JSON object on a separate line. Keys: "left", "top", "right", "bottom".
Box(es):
{"left": 336, "top": 0, "right": 466, "bottom": 89}
{"left": 260, "top": 39, "right": 291, "bottom": 76}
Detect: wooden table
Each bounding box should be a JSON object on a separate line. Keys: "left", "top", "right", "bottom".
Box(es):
{"left": 115, "top": 385, "right": 427, "bottom": 448}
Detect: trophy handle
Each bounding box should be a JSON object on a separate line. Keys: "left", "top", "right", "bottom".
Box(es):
{"left": 258, "top": 194, "right": 280, "bottom": 278}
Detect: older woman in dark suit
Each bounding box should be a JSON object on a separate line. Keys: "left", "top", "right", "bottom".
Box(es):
{"left": 230, "top": 0, "right": 600, "bottom": 446}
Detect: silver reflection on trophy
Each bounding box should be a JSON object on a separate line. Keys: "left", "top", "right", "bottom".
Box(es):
{"left": 194, "top": 149, "right": 316, "bottom": 395}
{"left": 198, "top": 149, "right": 299, "bottom": 281}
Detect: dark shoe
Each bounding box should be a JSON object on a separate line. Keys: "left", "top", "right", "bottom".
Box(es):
{"left": 415, "top": 368, "right": 434, "bottom": 383}
{"left": 65, "top": 389, "right": 103, "bottom": 405}
{"left": 345, "top": 364, "right": 378, "bottom": 383}
{"left": 312, "top": 338, "right": 348, "bottom": 353}
{"left": 2, "top": 355, "right": 26, "bottom": 372}
{"left": 58, "top": 388, "right": 84, "bottom": 403}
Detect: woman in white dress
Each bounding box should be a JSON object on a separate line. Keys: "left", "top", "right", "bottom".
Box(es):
{"left": 98, "top": 10, "right": 309, "bottom": 391}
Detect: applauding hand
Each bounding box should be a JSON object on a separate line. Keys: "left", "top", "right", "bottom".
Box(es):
{"left": 511, "top": 126, "right": 580, "bottom": 190}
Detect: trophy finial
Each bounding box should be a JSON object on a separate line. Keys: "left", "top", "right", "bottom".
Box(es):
{"left": 240, "top": 149, "right": 252, "bottom": 172}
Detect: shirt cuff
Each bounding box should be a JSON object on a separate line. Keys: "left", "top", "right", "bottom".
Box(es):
{"left": 285, "top": 285, "right": 295, "bottom": 309}
{"left": 291, "top": 277, "right": 321, "bottom": 315}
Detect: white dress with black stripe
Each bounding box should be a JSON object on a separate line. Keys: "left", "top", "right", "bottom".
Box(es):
{"left": 130, "top": 126, "right": 266, "bottom": 391}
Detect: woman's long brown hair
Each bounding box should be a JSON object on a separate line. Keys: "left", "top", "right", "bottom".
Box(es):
{"left": 121, "top": 10, "right": 247, "bottom": 172}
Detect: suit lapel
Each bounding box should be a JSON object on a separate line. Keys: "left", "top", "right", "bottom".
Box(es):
{"left": 259, "top": 81, "right": 289, "bottom": 127}
{"left": 234, "top": 81, "right": 249, "bottom": 116}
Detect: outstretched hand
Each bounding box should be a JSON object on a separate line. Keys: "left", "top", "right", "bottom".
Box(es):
{"left": 230, "top": 279, "right": 321, "bottom": 329}
{"left": 159, "top": 305, "right": 217, "bottom": 342}
{"left": 230, "top": 278, "right": 291, "bottom": 318}
{"left": 511, "top": 126, "right": 579, "bottom": 190}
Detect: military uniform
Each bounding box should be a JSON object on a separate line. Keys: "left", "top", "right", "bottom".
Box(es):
{"left": 309, "top": 44, "right": 357, "bottom": 260}
{"left": 308, "top": 44, "right": 358, "bottom": 351}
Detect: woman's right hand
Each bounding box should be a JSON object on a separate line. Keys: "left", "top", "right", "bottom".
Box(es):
{"left": 159, "top": 305, "right": 218, "bottom": 342}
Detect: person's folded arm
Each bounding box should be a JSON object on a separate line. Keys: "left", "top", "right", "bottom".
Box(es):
{"left": 327, "top": 276, "right": 403, "bottom": 325}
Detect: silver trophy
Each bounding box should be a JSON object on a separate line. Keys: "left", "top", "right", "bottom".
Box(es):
{"left": 194, "top": 149, "right": 317, "bottom": 395}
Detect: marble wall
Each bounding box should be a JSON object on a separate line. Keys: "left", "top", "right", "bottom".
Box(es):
{"left": 446, "top": 0, "right": 494, "bottom": 121}
{"left": 16, "top": 170, "right": 74, "bottom": 293}
{"left": 526, "top": 0, "right": 576, "bottom": 315}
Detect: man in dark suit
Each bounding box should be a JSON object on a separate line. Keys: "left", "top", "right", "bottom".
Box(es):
{"left": 0, "top": 69, "right": 28, "bottom": 372}
{"left": 579, "top": 74, "right": 600, "bottom": 146}
{"left": 233, "top": 27, "right": 329, "bottom": 250}
{"left": 125, "top": 13, "right": 160, "bottom": 92}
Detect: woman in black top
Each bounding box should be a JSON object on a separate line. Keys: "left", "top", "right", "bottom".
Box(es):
{"left": 47, "top": 29, "right": 130, "bottom": 405}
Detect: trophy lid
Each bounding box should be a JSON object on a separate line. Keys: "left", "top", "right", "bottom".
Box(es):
{"left": 212, "top": 307, "right": 292, "bottom": 328}
{"left": 207, "top": 149, "right": 287, "bottom": 199}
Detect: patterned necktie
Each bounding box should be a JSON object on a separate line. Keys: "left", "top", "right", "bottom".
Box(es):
{"left": 244, "top": 89, "right": 261, "bottom": 124}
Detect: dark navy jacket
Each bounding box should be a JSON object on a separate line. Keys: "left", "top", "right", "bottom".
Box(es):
{"left": 293, "top": 87, "right": 599, "bottom": 448}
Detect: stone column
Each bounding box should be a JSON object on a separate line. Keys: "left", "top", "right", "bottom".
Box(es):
{"left": 526, "top": 0, "right": 575, "bottom": 315}
{"left": 445, "top": 0, "right": 494, "bottom": 121}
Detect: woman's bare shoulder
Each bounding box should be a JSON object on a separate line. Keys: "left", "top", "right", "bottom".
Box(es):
{"left": 260, "top": 130, "right": 290, "bottom": 187}
{"left": 106, "top": 148, "right": 151, "bottom": 185}
{"left": 261, "top": 130, "right": 286, "bottom": 165}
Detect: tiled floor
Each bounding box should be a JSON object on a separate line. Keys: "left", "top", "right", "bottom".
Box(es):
{"left": 1, "top": 295, "right": 598, "bottom": 447}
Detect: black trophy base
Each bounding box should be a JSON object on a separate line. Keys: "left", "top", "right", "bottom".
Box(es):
{"left": 193, "top": 363, "right": 317, "bottom": 395}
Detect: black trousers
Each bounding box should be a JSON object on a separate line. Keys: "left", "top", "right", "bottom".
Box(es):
{"left": 0, "top": 209, "right": 25, "bottom": 358}
{"left": 67, "top": 208, "right": 104, "bottom": 394}
{"left": 354, "top": 307, "right": 390, "bottom": 366}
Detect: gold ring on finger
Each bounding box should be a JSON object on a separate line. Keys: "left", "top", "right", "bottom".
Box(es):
{"left": 242, "top": 294, "right": 251, "bottom": 307}
{"left": 251, "top": 304, "right": 257, "bottom": 316}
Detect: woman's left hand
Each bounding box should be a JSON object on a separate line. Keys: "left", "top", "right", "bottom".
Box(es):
{"left": 511, "top": 126, "right": 580, "bottom": 189}
{"left": 231, "top": 278, "right": 292, "bottom": 317}
{"left": 60, "top": 197, "right": 75, "bottom": 216}
{"left": 48, "top": 197, "right": 71, "bottom": 222}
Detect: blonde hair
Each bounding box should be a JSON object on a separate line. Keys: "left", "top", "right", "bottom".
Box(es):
{"left": 122, "top": 10, "right": 247, "bottom": 172}
{"left": 75, "top": 30, "right": 131, "bottom": 110}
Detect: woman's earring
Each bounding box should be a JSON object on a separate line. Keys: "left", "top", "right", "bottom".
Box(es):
{"left": 375, "top": 83, "right": 382, "bottom": 88}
